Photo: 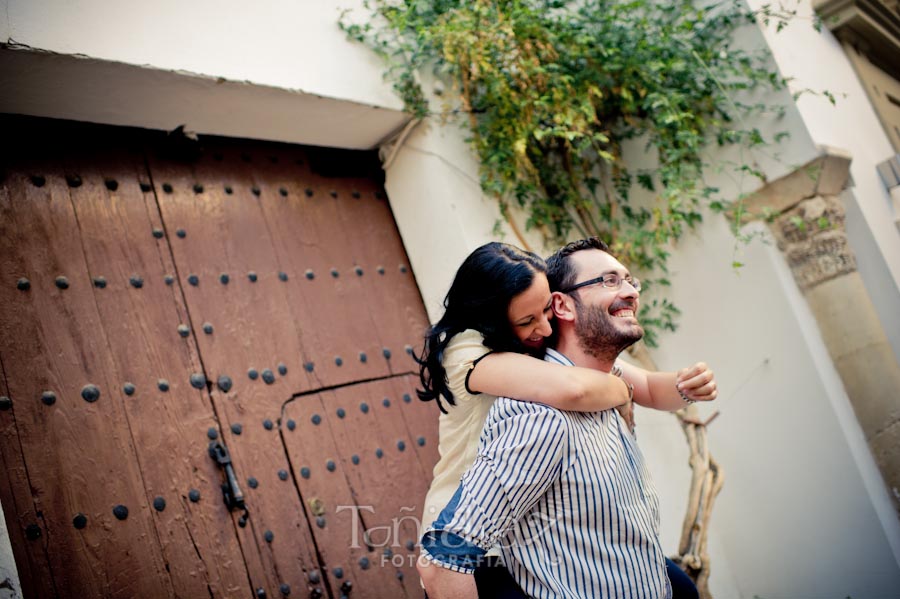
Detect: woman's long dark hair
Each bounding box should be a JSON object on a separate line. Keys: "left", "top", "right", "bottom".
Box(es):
{"left": 417, "top": 242, "right": 547, "bottom": 413}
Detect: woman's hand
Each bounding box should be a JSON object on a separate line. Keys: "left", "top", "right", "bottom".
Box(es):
{"left": 615, "top": 399, "right": 635, "bottom": 433}
{"left": 675, "top": 362, "right": 717, "bottom": 402}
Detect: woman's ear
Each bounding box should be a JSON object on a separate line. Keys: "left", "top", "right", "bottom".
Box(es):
{"left": 551, "top": 291, "right": 576, "bottom": 322}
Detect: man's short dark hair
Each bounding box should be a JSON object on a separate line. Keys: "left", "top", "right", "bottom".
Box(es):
{"left": 545, "top": 237, "right": 611, "bottom": 292}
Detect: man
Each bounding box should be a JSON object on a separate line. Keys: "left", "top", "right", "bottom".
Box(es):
{"left": 418, "top": 237, "right": 716, "bottom": 598}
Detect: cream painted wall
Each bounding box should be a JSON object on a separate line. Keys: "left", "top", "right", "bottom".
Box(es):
{"left": 620, "top": 10, "right": 900, "bottom": 592}
{"left": 1, "top": 0, "right": 402, "bottom": 111}
{"left": 0, "top": 0, "right": 410, "bottom": 150}
{"left": 384, "top": 117, "right": 548, "bottom": 322}
{"left": 648, "top": 220, "right": 900, "bottom": 598}
{"left": 744, "top": 0, "right": 900, "bottom": 362}
{"left": 0, "top": 501, "right": 20, "bottom": 599}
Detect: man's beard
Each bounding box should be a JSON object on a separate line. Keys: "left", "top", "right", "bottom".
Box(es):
{"left": 574, "top": 300, "right": 644, "bottom": 362}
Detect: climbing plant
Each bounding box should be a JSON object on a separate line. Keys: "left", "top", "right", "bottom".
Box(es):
{"left": 340, "top": 0, "right": 798, "bottom": 345}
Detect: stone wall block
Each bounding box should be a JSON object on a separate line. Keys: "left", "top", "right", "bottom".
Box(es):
{"left": 814, "top": 150, "right": 853, "bottom": 196}
{"left": 749, "top": 150, "right": 900, "bottom": 517}
{"left": 804, "top": 274, "right": 884, "bottom": 356}
{"left": 747, "top": 164, "right": 819, "bottom": 215}
{"left": 737, "top": 149, "right": 851, "bottom": 221}
{"left": 833, "top": 345, "right": 900, "bottom": 440}
{"left": 869, "top": 421, "right": 900, "bottom": 511}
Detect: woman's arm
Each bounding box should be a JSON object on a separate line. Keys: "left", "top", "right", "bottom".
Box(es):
{"left": 467, "top": 352, "right": 630, "bottom": 412}
{"left": 619, "top": 361, "right": 717, "bottom": 411}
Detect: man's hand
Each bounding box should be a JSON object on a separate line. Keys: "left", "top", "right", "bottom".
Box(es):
{"left": 417, "top": 556, "right": 477, "bottom": 599}
{"left": 676, "top": 362, "right": 717, "bottom": 402}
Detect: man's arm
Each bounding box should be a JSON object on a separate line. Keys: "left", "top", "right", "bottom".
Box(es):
{"left": 419, "top": 400, "right": 569, "bottom": 596}
{"left": 621, "top": 361, "right": 717, "bottom": 411}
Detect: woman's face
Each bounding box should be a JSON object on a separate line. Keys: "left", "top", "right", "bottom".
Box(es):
{"left": 507, "top": 272, "right": 553, "bottom": 350}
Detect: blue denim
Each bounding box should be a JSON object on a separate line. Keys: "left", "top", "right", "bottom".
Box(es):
{"left": 420, "top": 484, "right": 486, "bottom": 571}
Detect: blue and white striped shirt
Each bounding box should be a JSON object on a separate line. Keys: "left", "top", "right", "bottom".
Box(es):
{"left": 422, "top": 349, "right": 671, "bottom": 598}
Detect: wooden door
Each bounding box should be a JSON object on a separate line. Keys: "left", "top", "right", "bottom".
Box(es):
{"left": 0, "top": 116, "right": 437, "bottom": 599}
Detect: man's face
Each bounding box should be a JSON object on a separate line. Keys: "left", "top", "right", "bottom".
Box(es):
{"left": 566, "top": 249, "right": 643, "bottom": 361}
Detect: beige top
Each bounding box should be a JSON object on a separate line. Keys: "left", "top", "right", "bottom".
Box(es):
{"left": 420, "top": 329, "right": 497, "bottom": 536}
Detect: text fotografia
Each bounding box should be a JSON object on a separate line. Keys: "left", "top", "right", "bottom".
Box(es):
{"left": 336, "top": 504, "right": 564, "bottom": 562}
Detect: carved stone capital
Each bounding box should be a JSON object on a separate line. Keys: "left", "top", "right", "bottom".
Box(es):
{"left": 731, "top": 147, "right": 858, "bottom": 289}
{"left": 773, "top": 195, "right": 858, "bottom": 289}
{"left": 734, "top": 148, "right": 853, "bottom": 222}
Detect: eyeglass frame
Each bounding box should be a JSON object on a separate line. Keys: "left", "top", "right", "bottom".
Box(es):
{"left": 559, "top": 272, "right": 641, "bottom": 294}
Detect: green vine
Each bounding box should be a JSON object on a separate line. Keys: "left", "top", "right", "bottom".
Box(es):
{"left": 341, "top": 0, "right": 794, "bottom": 346}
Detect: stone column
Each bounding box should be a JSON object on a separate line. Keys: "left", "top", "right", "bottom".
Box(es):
{"left": 740, "top": 148, "right": 900, "bottom": 512}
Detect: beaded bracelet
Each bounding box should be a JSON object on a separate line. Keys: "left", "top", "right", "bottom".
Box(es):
{"left": 678, "top": 387, "right": 696, "bottom": 405}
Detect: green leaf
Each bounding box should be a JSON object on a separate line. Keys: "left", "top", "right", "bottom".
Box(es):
{"left": 342, "top": 0, "right": 803, "bottom": 345}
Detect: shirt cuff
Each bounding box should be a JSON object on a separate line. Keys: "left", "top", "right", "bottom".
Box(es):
{"left": 420, "top": 530, "right": 486, "bottom": 575}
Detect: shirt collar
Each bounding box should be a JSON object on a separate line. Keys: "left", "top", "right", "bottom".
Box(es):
{"left": 544, "top": 347, "right": 574, "bottom": 366}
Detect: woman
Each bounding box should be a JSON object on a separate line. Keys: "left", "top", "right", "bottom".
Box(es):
{"left": 417, "top": 241, "right": 706, "bottom": 598}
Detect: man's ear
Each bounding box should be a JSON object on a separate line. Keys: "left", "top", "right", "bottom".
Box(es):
{"left": 551, "top": 291, "right": 576, "bottom": 323}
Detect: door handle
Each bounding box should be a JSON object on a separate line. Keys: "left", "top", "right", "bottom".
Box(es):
{"left": 208, "top": 440, "right": 250, "bottom": 527}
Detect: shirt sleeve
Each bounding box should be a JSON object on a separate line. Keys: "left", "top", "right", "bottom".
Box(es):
{"left": 421, "top": 399, "right": 569, "bottom": 572}
{"left": 443, "top": 329, "right": 492, "bottom": 401}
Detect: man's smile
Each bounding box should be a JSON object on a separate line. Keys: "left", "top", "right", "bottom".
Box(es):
{"left": 609, "top": 301, "right": 638, "bottom": 321}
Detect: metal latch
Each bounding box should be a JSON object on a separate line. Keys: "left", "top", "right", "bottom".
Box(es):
{"left": 208, "top": 440, "right": 249, "bottom": 527}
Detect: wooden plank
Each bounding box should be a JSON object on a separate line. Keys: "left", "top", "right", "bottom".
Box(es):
{"left": 248, "top": 146, "right": 428, "bottom": 387}
{"left": 148, "top": 139, "right": 318, "bottom": 399}
{"left": 0, "top": 145, "right": 173, "bottom": 597}
{"left": 146, "top": 140, "right": 324, "bottom": 597}
{"left": 248, "top": 146, "right": 381, "bottom": 386}
{"left": 0, "top": 186, "right": 57, "bottom": 599}
{"left": 61, "top": 131, "right": 251, "bottom": 598}
{"left": 382, "top": 375, "right": 442, "bottom": 508}
{"left": 283, "top": 387, "right": 410, "bottom": 599}
{"left": 327, "top": 175, "right": 430, "bottom": 376}
{"left": 283, "top": 376, "right": 440, "bottom": 598}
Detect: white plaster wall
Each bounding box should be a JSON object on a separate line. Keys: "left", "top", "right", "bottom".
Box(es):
{"left": 0, "top": 501, "right": 21, "bottom": 599}
{"left": 385, "top": 116, "right": 548, "bottom": 322}
{"left": 0, "top": 0, "right": 412, "bottom": 150}
{"left": 744, "top": 0, "right": 900, "bottom": 362}
{"left": 1, "top": 0, "right": 402, "bottom": 111}
{"left": 620, "top": 11, "right": 900, "bottom": 593}
{"left": 645, "top": 219, "right": 900, "bottom": 598}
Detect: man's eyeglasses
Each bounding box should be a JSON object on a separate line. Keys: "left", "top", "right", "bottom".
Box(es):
{"left": 560, "top": 273, "right": 641, "bottom": 294}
